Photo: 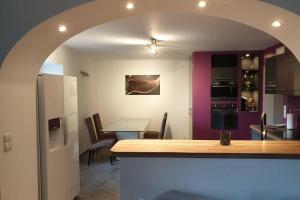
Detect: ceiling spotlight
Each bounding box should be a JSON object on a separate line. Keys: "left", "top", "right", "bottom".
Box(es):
{"left": 126, "top": 2, "right": 135, "bottom": 10}
{"left": 58, "top": 25, "right": 67, "bottom": 32}
{"left": 198, "top": 1, "right": 207, "bottom": 8}
{"left": 245, "top": 53, "right": 250, "bottom": 57}
{"left": 147, "top": 38, "right": 158, "bottom": 55}
{"left": 272, "top": 20, "right": 282, "bottom": 28}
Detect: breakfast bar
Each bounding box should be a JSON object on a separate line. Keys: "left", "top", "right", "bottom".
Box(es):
{"left": 112, "top": 140, "right": 300, "bottom": 200}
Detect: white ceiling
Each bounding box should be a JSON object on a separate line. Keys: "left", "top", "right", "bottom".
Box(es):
{"left": 64, "top": 13, "right": 279, "bottom": 59}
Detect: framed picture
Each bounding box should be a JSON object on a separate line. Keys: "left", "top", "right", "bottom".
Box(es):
{"left": 125, "top": 75, "right": 160, "bottom": 95}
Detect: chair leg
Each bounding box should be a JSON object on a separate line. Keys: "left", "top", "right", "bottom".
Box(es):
{"left": 88, "top": 150, "right": 92, "bottom": 166}
{"left": 110, "top": 156, "right": 113, "bottom": 165}
{"left": 92, "top": 150, "right": 96, "bottom": 163}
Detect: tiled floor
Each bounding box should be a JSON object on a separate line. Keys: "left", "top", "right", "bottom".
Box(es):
{"left": 77, "top": 150, "right": 120, "bottom": 200}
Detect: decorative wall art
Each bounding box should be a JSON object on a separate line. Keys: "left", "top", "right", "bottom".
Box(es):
{"left": 125, "top": 75, "right": 160, "bottom": 95}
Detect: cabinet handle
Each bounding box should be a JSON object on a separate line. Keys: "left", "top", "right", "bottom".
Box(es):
{"left": 265, "top": 84, "right": 277, "bottom": 87}
{"left": 274, "top": 89, "right": 286, "bottom": 91}
{"left": 63, "top": 117, "right": 68, "bottom": 146}
{"left": 211, "top": 85, "right": 237, "bottom": 88}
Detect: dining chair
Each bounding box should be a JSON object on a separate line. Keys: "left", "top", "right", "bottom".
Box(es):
{"left": 93, "top": 113, "right": 117, "bottom": 143}
{"left": 85, "top": 117, "right": 115, "bottom": 166}
{"left": 144, "top": 112, "right": 168, "bottom": 139}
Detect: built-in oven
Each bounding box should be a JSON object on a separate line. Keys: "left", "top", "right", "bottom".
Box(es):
{"left": 211, "top": 79, "right": 238, "bottom": 100}
{"left": 211, "top": 103, "right": 238, "bottom": 130}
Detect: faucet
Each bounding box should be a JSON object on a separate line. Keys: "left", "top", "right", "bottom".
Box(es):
{"left": 260, "top": 112, "right": 267, "bottom": 140}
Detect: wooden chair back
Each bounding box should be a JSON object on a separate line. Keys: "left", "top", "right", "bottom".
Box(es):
{"left": 159, "top": 112, "right": 168, "bottom": 139}
{"left": 93, "top": 113, "right": 104, "bottom": 138}
{"left": 85, "top": 117, "right": 98, "bottom": 144}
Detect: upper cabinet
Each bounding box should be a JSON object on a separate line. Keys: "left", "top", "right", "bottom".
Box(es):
{"left": 265, "top": 49, "right": 300, "bottom": 96}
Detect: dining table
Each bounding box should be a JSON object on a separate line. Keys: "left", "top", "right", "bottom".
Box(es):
{"left": 101, "top": 119, "right": 151, "bottom": 140}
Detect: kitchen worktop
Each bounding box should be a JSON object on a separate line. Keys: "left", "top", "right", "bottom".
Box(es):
{"left": 250, "top": 124, "right": 300, "bottom": 140}
{"left": 111, "top": 139, "right": 300, "bottom": 159}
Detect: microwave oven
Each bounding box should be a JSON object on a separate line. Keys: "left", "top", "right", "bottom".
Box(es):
{"left": 211, "top": 79, "right": 238, "bottom": 100}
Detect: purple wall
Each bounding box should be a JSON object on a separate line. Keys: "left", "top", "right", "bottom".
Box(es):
{"left": 192, "top": 52, "right": 214, "bottom": 139}
{"left": 192, "top": 45, "right": 300, "bottom": 140}
{"left": 192, "top": 51, "right": 263, "bottom": 140}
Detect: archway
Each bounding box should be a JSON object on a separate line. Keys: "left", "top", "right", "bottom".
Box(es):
{"left": 0, "top": 1, "right": 299, "bottom": 200}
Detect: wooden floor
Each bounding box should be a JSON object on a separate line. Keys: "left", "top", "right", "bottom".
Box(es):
{"left": 77, "top": 150, "right": 120, "bottom": 200}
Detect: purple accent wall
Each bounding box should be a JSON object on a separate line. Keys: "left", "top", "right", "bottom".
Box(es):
{"left": 192, "top": 51, "right": 263, "bottom": 140}
{"left": 192, "top": 52, "right": 214, "bottom": 139}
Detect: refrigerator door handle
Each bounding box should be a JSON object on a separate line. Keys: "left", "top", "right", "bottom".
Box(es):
{"left": 63, "top": 117, "right": 69, "bottom": 145}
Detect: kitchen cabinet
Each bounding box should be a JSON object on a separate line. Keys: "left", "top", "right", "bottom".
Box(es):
{"left": 265, "top": 56, "right": 276, "bottom": 91}
{"left": 290, "top": 53, "right": 300, "bottom": 95}
{"left": 251, "top": 130, "right": 261, "bottom": 140}
{"left": 265, "top": 50, "right": 300, "bottom": 95}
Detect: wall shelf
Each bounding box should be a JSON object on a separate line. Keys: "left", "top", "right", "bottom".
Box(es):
{"left": 240, "top": 54, "right": 260, "bottom": 112}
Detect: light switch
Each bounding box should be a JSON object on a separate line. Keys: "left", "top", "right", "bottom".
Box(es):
{"left": 4, "top": 133, "right": 12, "bottom": 143}
{"left": 3, "top": 133, "right": 12, "bottom": 152}
{"left": 4, "top": 143, "right": 12, "bottom": 152}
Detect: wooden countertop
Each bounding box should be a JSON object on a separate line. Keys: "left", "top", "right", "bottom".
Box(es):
{"left": 111, "top": 140, "right": 300, "bottom": 159}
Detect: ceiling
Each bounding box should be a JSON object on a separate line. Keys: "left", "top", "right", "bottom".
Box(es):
{"left": 64, "top": 13, "right": 279, "bottom": 59}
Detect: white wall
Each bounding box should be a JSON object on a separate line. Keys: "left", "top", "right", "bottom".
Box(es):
{"left": 95, "top": 59, "right": 191, "bottom": 139}
{"left": 46, "top": 48, "right": 192, "bottom": 150}
{"left": 46, "top": 46, "right": 97, "bottom": 154}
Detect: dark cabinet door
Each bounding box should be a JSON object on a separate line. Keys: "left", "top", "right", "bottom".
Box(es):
{"left": 276, "top": 53, "right": 290, "bottom": 93}
{"left": 289, "top": 52, "right": 300, "bottom": 95}
{"left": 265, "top": 50, "right": 300, "bottom": 96}
{"left": 265, "top": 56, "right": 277, "bottom": 93}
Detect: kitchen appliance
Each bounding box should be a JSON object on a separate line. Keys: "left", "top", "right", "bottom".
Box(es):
{"left": 211, "top": 79, "right": 238, "bottom": 100}
{"left": 211, "top": 54, "right": 237, "bottom": 68}
{"left": 38, "top": 75, "right": 80, "bottom": 200}
{"left": 211, "top": 54, "right": 238, "bottom": 100}
{"left": 211, "top": 104, "right": 238, "bottom": 130}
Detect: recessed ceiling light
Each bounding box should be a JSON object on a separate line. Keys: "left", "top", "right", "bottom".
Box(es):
{"left": 126, "top": 2, "right": 135, "bottom": 10}
{"left": 245, "top": 53, "right": 250, "bottom": 57}
{"left": 198, "top": 1, "right": 207, "bottom": 8}
{"left": 272, "top": 20, "right": 281, "bottom": 28}
{"left": 58, "top": 25, "right": 67, "bottom": 32}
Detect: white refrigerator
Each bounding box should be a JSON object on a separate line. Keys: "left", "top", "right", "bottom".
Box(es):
{"left": 38, "top": 75, "right": 80, "bottom": 200}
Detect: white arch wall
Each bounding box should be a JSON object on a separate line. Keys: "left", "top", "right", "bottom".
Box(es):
{"left": 0, "top": 1, "right": 299, "bottom": 200}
